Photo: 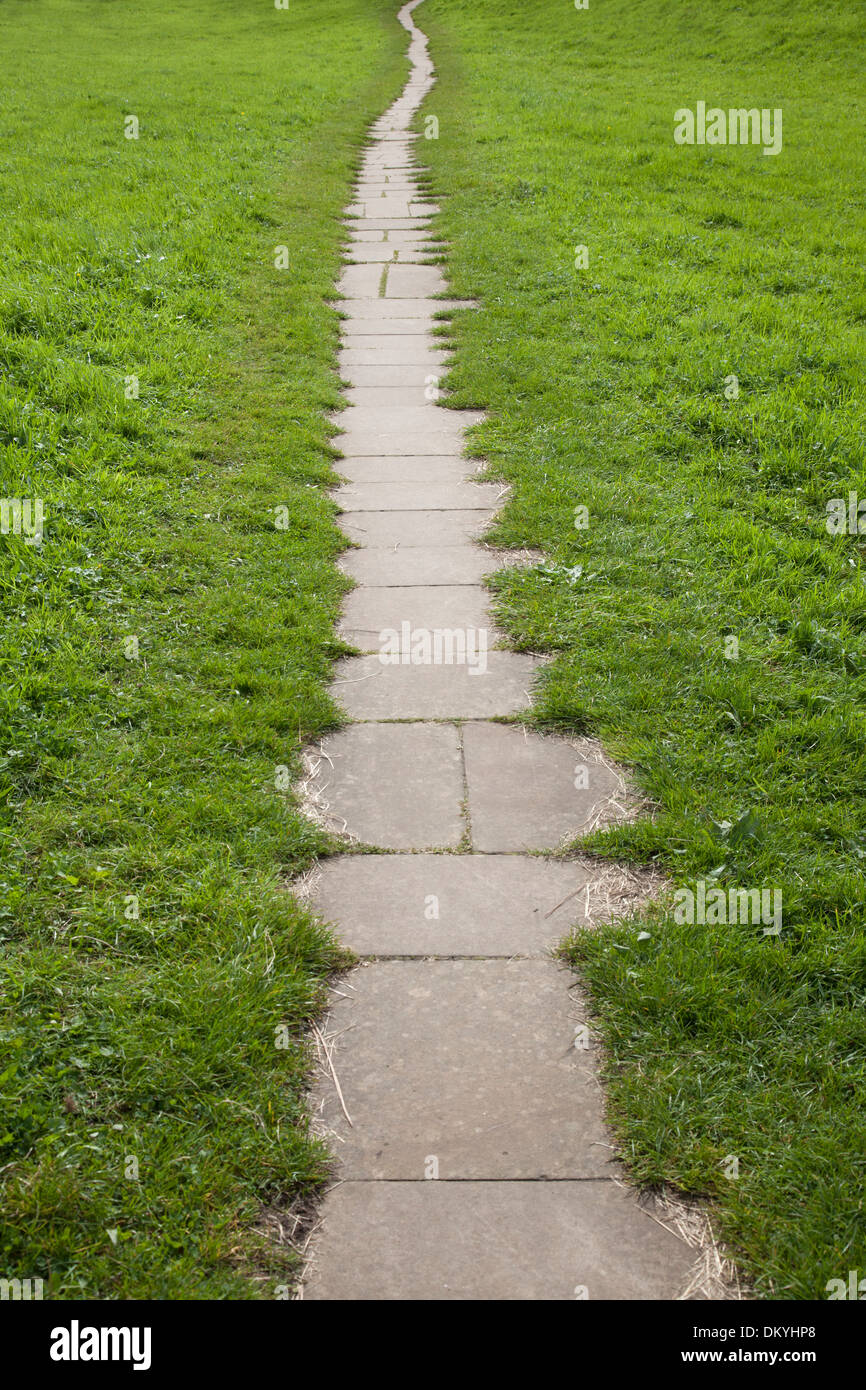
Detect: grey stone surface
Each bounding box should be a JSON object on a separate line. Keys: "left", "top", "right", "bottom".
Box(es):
{"left": 343, "top": 218, "right": 432, "bottom": 231}
{"left": 463, "top": 721, "right": 631, "bottom": 852}
{"left": 338, "top": 585, "right": 492, "bottom": 650}
{"left": 386, "top": 264, "right": 447, "bottom": 297}
{"left": 334, "top": 406, "right": 482, "bottom": 457}
{"left": 308, "top": 722, "right": 463, "bottom": 849}
{"left": 336, "top": 404, "right": 483, "bottom": 430}
{"left": 341, "top": 298, "right": 438, "bottom": 319}
{"left": 379, "top": 230, "right": 442, "bottom": 243}
{"left": 340, "top": 545, "right": 502, "bottom": 587}
{"left": 342, "top": 386, "right": 440, "bottom": 408}
{"left": 335, "top": 458, "right": 475, "bottom": 485}
{"left": 334, "top": 479, "right": 500, "bottom": 510}
{"left": 330, "top": 651, "right": 539, "bottom": 720}
{"left": 314, "top": 852, "right": 598, "bottom": 955}
{"left": 347, "top": 198, "right": 413, "bottom": 218}
{"left": 339, "top": 365, "right": 450, "bottom": 389}
{"left": 338, "top": 509, "right": 493, "bottom": 548}
{"left": 295, "top": 0, "right": 696, "bottom": 1305}
{"left": 303, "top": 1181, "right": 696, "bottom": 1301}
{"left": 339, "top": 340, "right": 447, "bottom": 365}
{"left": 336, "top": 264, "right": 384, "bottom": 297}
{"left": 336, "top": 428, "right": 468, "bottom": 457}
{"left": 313, "top": 959, "right": 611, "bottom": 1178}
{"left": 339, "top": 318, "right": 435, "bottom": 337}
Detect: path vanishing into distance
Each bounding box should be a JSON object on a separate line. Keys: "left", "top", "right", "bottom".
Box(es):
{"left": 301, "top": 0, "right": 701, "bottom": 1300}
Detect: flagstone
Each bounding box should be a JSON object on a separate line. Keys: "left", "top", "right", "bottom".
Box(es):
{"left": 338, "top": 367, "right": 449, "bottom": 391}
{"left": 313, "top": 852, "right": 600, "bottom": 955}
{"left": 334, "top": 456, "right": 476, "bottom": 483}
{"left": 303, "top": 1182, "right": 696, "bottom": 1301}
{"left": 312, "top": 959, "right": 610, "bottom": 1179}
{"left": 329, "top": 651, "right": 539, "bottom": 720}
{"left": 297, "top": 0, "right": 696, "bottom": 1305}
{"left": 332, "top": 478, "right": 500, "bottom": 508}
{"left": 340, "top": 545, "right": 503, "bottom": 587}
{"left": 345, "top": 247, "right": 427, "bottom": 264}
{"left": 463, "top": 721, "right": 632, "bottom": 851}
{"left": 308, "top": 722, "right": 463, "bottom": 849}
{"left": 343, "top": 218, "right": 433, "bottom": 231}
{"left": 339, "top": 297, "right": 445, "bottom": 318}
{"left": 339, "top": 318, "right": 434, "bottom": 336}
{"left": 340, "top": 385, "right": 440, "bottom": 407}
{"left": 386, "top": 264, "right": 448, "bottom": 297}
{"left": 336, "top": 264, "right": 384, "bottom": 297}
{"left": 337, "top": 585, "right": 492, "bottom": 650}
{"left": 338, "top": 509, "right": 493, "bottom": 548}
{"left": 338, "top": 341, "right": 448, "bottom": 365}
{"left": 336, "top": 404, "right": 482, "bottom": 430}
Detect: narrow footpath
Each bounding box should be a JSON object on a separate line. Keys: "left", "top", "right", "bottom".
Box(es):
{"left": 301, "top": 0, "right": 698, "bottom": 1300}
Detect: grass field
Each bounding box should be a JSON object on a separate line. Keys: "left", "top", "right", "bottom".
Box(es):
{"left": 418, "top": 0, "right": 866, "bottom": 1298}
{"left": 0, "top": 0, "right": 405, "bottom": 1299}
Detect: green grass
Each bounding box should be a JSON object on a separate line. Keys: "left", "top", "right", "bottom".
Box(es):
{"left": 0, "top": 0, "right": 405, "bottom": 1298}
{"left": 418, "top": 0, "right": 866, "bottom": 1298}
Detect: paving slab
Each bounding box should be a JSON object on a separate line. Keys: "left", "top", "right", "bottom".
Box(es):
{"left": 352, "top": 198, "right": 413, "bottom": 218}
{"left": 355, "top": 173, "right": 415, "bottom": 182}
{"left": 380, "top": 230, "right": 442, "bottom": 243}
{"left": 303, "top": 1181, "right": 696, "bottom": 1301}
{"left": 294, "top": 0, "right": 700, "bottom": 1306}
{"left": 338, "top": 585, "right": 492, "bottom": 649}
{"left": 334, "top": 418, "right": 476, "bottom": 451}
{"left": 336, "top": 430, "right": 471, "bottom": 458}
{"left": 308, "top": 722, "right": 463, "bottom": 849}
{"left": 336, "top": 264, "right": 384, "bottom": 297}
{"left": 336, "top": 422, "right": 477, "bottom": 454}
{"left": 463, "top": 721, "right": 632, "bottom": 852}
{"left": 339, "top": 367, "right": 449, "bottom": 392}
{"left": 314, "top": 853, "right": 600, "bottom": 955}
{"left": 330, "top": 651, "right": 539, "bottom": 720}
{"left": 312, "top": 959, "right": 610, "bottom": 1178}
{"left": 386, "top": 264, "right": 448, "bottom": 297}
{"left": 355, "top": 188, "right": 421, "bottom": 200}
{"left": 339, "top": 318, "right": 436, "bottom": 337}
{"left": 342, "top": 386, "right": 440, "bottom": 408}
{"left": 338, "top": 509, "right": 493, "bottom": 548}
{"left": 339, "top": 341, "right": 447, "bottom": 365}
{"left": 345, "top": 247, "right": 427, "bottom": 264}
{"left": 356, "top": 175, "right": 418, "bottom": 186}
{"left": 340, "top": 545, "right": 502, "bottom": 587}
{"left": 343, "top": 218, "right": 433, "bottom": 231}
{"left": 340, "top": 298, "right": 450, "bottom": 319}
{"left": 334, "top": 457, "right": 477, "bottom": 484}
{"left": 336, "top": 404, "right": 482, "bottom": 431}
{"left": 333, "top": 480, "right": 501, "bottom": 510}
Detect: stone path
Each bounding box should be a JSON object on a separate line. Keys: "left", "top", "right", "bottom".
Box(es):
{"left": 300, "top": 0, "right": 697, "bottom": 1300}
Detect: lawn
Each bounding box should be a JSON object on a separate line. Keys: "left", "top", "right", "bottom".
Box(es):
{"left": 417, "top": 0, "right": 866, "bottom": 1298}
{"left": 0, "top": 0, "right": 404, "bottom": 1299}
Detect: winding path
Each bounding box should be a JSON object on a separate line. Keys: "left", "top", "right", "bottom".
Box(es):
{"left": 301, "top": 0, "right": 697, "bottom": 1300}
